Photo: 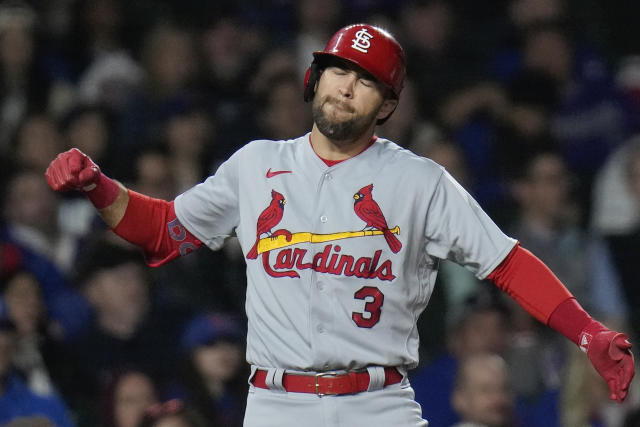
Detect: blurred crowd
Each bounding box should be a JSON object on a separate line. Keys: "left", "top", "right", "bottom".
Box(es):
{"left": 0, "top": 0, "right": 639, "bottom": 426}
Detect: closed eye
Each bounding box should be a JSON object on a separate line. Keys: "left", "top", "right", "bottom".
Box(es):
{"left": 359, "top": 78, "right": 375, "bottom": 88}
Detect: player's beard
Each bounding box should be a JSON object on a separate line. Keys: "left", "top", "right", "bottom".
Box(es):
{"left": 312, "top": 96, "right": 378, "bottom": 145}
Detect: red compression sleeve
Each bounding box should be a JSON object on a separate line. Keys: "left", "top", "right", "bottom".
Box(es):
{"left": 112, "top": 190, "right": 203, "bottom": 267}
{"left": 487, "top": 243, "right": 573, "bottom": 324}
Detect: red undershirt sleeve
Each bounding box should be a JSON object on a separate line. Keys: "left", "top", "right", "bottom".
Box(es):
{"left": 487, "top": 243, "right": 600, "bottom": 346}
{"left": 112, "top": 190, "right": 203, "bottom": 267}
{"left": 487, "top": 243, "right": 573, "bottom": 324}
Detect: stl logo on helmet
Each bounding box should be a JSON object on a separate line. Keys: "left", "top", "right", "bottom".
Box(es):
{"left": 351, "top": 28, "right": 374, "bottom": 53}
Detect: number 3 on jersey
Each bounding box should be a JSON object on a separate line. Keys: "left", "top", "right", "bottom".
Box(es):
{"left": 352, "top": 286, "right": 384, "bottom": 328}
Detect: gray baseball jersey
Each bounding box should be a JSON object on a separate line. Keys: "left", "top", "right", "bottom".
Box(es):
{"left": 174, "top": 133, "right": 516, "bottom": 372}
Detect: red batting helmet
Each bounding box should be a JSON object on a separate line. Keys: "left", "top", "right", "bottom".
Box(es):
{"left": 303, "top": 23, "right": 406, "bottom": 102}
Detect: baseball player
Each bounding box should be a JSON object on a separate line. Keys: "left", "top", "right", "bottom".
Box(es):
{"left": 45, "top": 24, "right": 634, "bottom": 427}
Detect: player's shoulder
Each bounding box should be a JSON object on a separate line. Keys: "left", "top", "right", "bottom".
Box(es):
{"left": 374, "top": 137, "right": 446, "bottom": 176}
{"left": 239, "top": 134, "right": 307, "bottom": 155}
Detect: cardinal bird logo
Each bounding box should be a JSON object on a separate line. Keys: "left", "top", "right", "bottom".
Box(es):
{"left": 353, "top": 184, "right": 402, "bottom": 253}
{"left": 246, "top": 190, "right": 286, "bottom": 259}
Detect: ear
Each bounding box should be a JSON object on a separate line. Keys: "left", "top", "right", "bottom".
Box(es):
{"left": 376, "top": 99, "right": 399, "bottom": 121}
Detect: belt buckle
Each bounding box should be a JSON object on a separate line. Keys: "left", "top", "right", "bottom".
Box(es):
{"left": 315, "top": 371, "right": 340, "bottom": 396}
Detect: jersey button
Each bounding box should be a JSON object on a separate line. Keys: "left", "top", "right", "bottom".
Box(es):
{"left": 324, "top": 173, "right": 332, "bottom": 180}
{"left": 317, "top": 325, "right": 325, "bottom": 333}
{"left": 320, "top": 215, "right": 328, "bottom": 223}
{"left": 317, "top": 282, "right": 325, "bottom": 291}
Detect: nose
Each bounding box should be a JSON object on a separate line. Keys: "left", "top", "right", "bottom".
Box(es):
{"left": 338, "top": 74, "right": 357, "bottom": 98}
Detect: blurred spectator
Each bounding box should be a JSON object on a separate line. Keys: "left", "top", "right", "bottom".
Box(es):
{"left": 57, "top": 235, "right": 188, "bottom": 424}
{"left": 60, "top": 103, "right": 115, "bottom": 174}
{"left": 0, "top": 1, "right": 54, "bottom": 153}
{"left": 0, "top": 209, "right": 90, "bottom": 342}
{"left": 199, "top": 16, "right": 264, "bottom": 157}
{"left": 493, "top": 70, "right": 559, "bottom": 183}
{"left": 591, "top": 134, "right": 640, "bottom": 235}
{"left": 131, "top": 147, "right": 177, "bottom": 201}
{"left": 12, "top": 113, "right": 64, "bottom": 174}
{"left": 293, "top": 0, "right": 343, "bottom": 78}
{"left": 115, "top": 23, "right": 201, "bottom": 155}
{"left": 617, "top": 56, "right": 640, "bottom": 113}
{"left": 434, "top": 79, "right": 511, "bottom": 214}
{"left": 142, "top": 24, "right": 199, "bottom": 101}
{"left": 412, "top": 289, "right": 512, "bottom": 427}
{"left": 76, "top": 50, "right": 145, "bottom": 114}
{"left": 598, "top": 138, "right": 640, "bottom": 342}
{"left": 0, "top": 318, "right": 75, "bottom": 426}
{"left": 1, "top": 269, "right": 63, "bottom": 397}
{"left": 200, "top": 16, "right": 262, "bottom": 93}
{"left": 3, "top": 168, "right": 79, "bottom": 273}
{"left": 513, "top": 23, "right": 638, "bottom": 211}
{"left": 249, "top": 48, "right": 298, "bottom": 96}
{"left": 70, "top": 0, "right": 127, "bottom": 60}
{"left": 507, "top": 149, "right": 584, "bottom": 299}
{"left": 101, "top": 369, "right": 161, "bottom": 427}
{"left": 451, "top": 352, "right": 517, "bottom": 427}
{"left": 534, "top": 26, "right": 636, "bottom": 174}
{"left": 137, "top": 399, "right": 207, "bottom": 427}
{"left": 508, "top": 0, "right": 564, "bottom": 30}
{"left": 377, "top": 79, "right": 420, "bottom": 147}
{"left": 173, "top": 312, "right": 247, "bottom": 427}
{"left": 255, "top": 71, "right": 312, "bottom": 141}
{"left": 508, "top": 148, "right": 630, "bottom": 325}
{"left": 400, "top": 0, "right": 491, "bottom": 123}
{"left": 160, "top": 100, "right": 216, "bottom": 193}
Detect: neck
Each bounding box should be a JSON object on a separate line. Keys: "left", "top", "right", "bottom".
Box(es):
{"left": 97, "top": 310, "right": 145, "bottom": 340}
{"left": 309, "top": 123, "right": 376, "bottom": 161}
{"left": 520, "top": 212, "right": 558, "bottom": 235}
{"left": 206, "top": 378, "right": 225, "bottom": 398}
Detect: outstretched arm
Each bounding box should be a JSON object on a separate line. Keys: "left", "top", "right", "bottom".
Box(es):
{"left": 488, "top": 243, "right": 634, "bottom": 402}
{"left": 45, "top": 148, "right": 202, "bottom": 266}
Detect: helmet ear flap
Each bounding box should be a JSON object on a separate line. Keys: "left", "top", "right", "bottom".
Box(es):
{"left": 303, "top": 62, "right": 320, "bottom": 102}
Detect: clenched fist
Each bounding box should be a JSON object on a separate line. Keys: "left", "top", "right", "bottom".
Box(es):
{"left": 45, "top": 148, "right": 120, "bottom": 209}
{"left": 45, "top": 148, "right": 101, "bottom": 192}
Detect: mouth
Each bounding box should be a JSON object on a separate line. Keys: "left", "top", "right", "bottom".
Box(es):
{"left": 325, "top": 98, "right": 354, "bottom": 114}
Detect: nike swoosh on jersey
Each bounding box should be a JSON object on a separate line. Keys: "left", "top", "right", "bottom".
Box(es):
{"left": 266, "top": 168, "right": 293, "bottom": 178}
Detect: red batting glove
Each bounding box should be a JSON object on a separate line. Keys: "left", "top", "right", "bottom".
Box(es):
{"left": 580, "top": 321, "right": 635, "bottom": 402}
{"left": 45, "top": 148, "right": 120, "bottom": 209}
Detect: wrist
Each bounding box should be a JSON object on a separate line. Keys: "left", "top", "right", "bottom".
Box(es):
{"left": 84, "top": 172, "right": 120, "bottom": 209}
{"left": 579, "top": 319, "right": 609, "bottom": 353}
{"left": 547, "top": 297, "right": 594, "bottom": 347}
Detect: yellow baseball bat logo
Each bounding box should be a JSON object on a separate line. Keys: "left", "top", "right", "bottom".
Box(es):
{"left": 257, "top": 226, "right": 400, "bottom": 254}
